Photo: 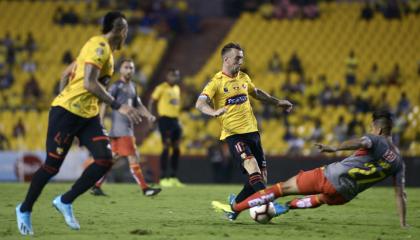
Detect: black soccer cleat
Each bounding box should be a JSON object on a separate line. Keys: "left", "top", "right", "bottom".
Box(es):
{"left": 143, "top": 187, "right": 162, "bottom": 197}
{"left": 90, "top": 186, "right": 107, "bottom": 196}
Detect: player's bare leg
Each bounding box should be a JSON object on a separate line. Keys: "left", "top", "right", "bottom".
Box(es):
{"left": 232, "top": 176, "right": 298, "bottom": 212}
{"left": 127, "top": 155, "right": 161, "bottom": 196}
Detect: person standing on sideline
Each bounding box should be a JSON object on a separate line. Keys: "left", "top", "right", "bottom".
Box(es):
{"left": 149, "top": 68, "right": 184, "bottom": 187}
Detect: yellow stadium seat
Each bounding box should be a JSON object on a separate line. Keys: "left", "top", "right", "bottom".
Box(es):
{"left": 173, "top": 2, "right": 420, "bottom": 155}
{"left": 0, "top": 1, "right": 167, "bottom": 151}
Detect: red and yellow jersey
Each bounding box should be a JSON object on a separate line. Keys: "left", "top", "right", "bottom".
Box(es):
{"left": 201, "top": 71, "right": 258, "bottom": 140}
{"left": 151, "top": 82, "right": 181, "bottom": 118}
{"left": 52, "top": 35, "right": 114, "bottom": 118}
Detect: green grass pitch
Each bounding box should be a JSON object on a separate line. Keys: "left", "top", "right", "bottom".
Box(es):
{"left": 0, "top": 183, "right": 419, "bottom": 240}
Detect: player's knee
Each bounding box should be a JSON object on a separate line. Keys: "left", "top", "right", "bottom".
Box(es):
{"left": 93, "top": 158, "right": 113, "bottom": 170}
{"left": 43, "top": 155, "right": 64, "bottom": 176}
{"left": 41, "top": 164, "right": 59, "bottom": 176}
{"left": 91, "top": 144, "right": 113, "bottom": 160}
{"left": 243, "top": 157, "right": 260, "bottom": 175}
{"left": 91, "top": 150, "right": 113, "bottom": 170}
{"left": 234, "top": 142, "right": 259, "bottom": 173}
{"left": 127, "top": 156, "right": 138, "bottom": 164}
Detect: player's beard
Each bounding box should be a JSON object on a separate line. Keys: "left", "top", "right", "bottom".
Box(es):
{"left": 232, "top": 65, "right": 240, "bottom": 75}
{"left": 123, "top": 74, "right": 132, "bottom": 81}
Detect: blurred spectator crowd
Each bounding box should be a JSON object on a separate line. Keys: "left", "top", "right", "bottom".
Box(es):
{"left": 52, "top": 0, "right": 200, "bottom": 35}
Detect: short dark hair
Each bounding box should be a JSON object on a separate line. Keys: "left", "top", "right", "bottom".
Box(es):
{"left": 102, "top": 11, "right": 126, "bottom": 34}
{"left": 119, "top": 58, "right": 134, "bottom": 66}
{"left": 372, "top": 109, "right": 393, "bottom": 135}
{"left": 221, "top": 42, "right": 242, "bottom": 57}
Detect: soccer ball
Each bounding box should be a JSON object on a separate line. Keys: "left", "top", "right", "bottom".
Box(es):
{"left": 249, "top": 202, "right": 275, "bottom": 224}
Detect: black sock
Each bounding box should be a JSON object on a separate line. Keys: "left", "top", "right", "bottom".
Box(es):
{"left": 160, "top": 148, "right": 169, "bottom": 178}
{"left": 170, "top": 147, "right": 180, "bottom": 177}
{"left": 20, "top": 166, "right": 58, "bottom": 212}
{"left": 61, "top": 162, "right": 110, "bottom": 204}
{"left": 248, "top": 172, "right": 266, "bottom": 192}
{"left": 235, "top": 183, "right": 255, "bottom": 203}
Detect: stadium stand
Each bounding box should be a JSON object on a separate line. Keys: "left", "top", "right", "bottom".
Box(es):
{"left": 0, "top": 1, "right": 419, "bottom": 157}
{"left": 0, "top": 1, "right": 167, "bottom": 151}
{"left": 141, "top": 2, "right": 420, "bottom": 156}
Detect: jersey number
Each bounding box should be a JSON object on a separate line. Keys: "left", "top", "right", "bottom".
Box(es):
{"left": 348, "top": 161, "right": 390, "bottom": 184}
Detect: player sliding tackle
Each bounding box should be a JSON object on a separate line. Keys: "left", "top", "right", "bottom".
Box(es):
{"left": 217, "top": 110, "right": 407, "bottom": 227}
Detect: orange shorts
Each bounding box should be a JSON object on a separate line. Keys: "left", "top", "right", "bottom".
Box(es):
{"left": 296, "top": 167, "right": 348, "bottom": 205}
{"left": 111, "top": 136, "right": 136, "bottom": 157}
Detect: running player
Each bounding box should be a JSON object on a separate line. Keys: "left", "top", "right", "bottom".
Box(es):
{"left": 148, "top": 68, "right": 184, "bottom": 187}
{"left": 15, "top": 12, "right": 140, "bottom": 235}
{"left": 90, "top": 59, "right": 161, "bottom": 197}
{"left": 220, "top": 110, "right": 407, "bottom": 227}
{"left": 195, "top": 42, "right": 293, "bottom": 220}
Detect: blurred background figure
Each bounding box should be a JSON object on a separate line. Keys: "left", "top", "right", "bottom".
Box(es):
{"left": 208, "top": 139, "right": 233, "bottom": 183}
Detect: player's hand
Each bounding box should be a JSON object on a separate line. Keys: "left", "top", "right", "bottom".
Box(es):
{"left": 276, "top": 100, "right": 293, "bottom": 113}
{"left": 213, "top": 107, "right": 227, "bottom": 117}
{"left": 314, "top": 143, "right": 337, "bottom": 153}
{"left": 145, "top": 114, "right": 156, "bottom": 123}
{"left": 118, "top": 104, "right": 142, "bottom": 124}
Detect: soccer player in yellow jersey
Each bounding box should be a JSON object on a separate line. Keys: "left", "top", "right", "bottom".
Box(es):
{"left": 196, "top": 43, "right": 293, "bottom": 220}
{"left": 149, "top": 69, "right": 184, "bottom": 187}
{"left": 16, "top": 12, "right": 142, "bottom": 235}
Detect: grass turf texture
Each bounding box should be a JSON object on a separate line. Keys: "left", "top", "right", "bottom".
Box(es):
{"left": 0, "top": 183, "right": 419, "bottom": 240}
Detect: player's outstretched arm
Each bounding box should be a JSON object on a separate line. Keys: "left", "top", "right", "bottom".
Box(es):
{"left": 315, "top": 136, "right": 372, "bottom": 153}
{"left": 59, "top": 61, "right": 76, "bottom": 92}
{"left": 84, "top": 63, "right": 142, "bottom": 124}
{"left": 395, "top": 184, "right": 407, "bottom": 228}
{"left": 195, "top": 95, "right": 226, "bottom": 117}
{"left": 250, "top": 88, "right": 293, "bottom": 112}
{"left": 393, "top": 164, "right": 408, "bottom": 228}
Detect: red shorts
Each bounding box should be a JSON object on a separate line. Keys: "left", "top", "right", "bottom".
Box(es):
{"left": 296, "top": 167, "right": 348, "bottom": 205}
{"left": 111, "top": 136, "right": 136, "bottom": 157}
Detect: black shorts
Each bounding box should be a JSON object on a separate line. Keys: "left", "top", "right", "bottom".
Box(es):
{"left": 45, "top": 106, "right": 111, "bottom": 165}
{"left": 225, "top": 132, "right": 266, "bottom": 174}
{"left": 158, "top": 116, "right": 182, "bottom": 143}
